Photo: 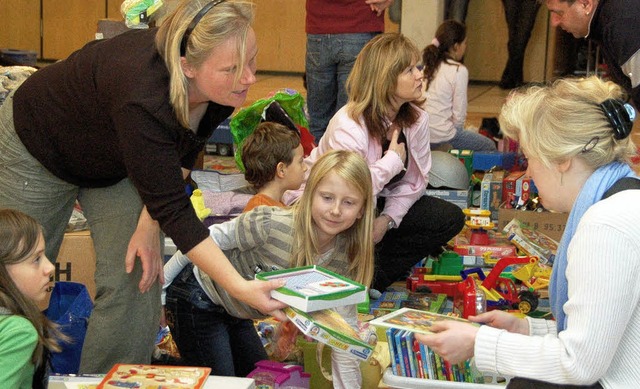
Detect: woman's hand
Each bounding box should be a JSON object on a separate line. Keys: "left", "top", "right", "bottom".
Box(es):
{"left": 366, "top": 0, "right": 394, "bottom": 16}
{"left": 237, "top": 279, "right": 289, "bottom": 321}
{"left": 385, "top": 128, "right": 406, "bottom": 165}
{"left": 126, "top": 207, "right": 164, "bottom": 293}
{"left": 415, "top": 321, "right": 479, "bottom": 364}
{"left": 373, "top": 215, "right": 391, "bottom": 243}
{"left": 469, "top": 310, "right": 530, "bottom": 335}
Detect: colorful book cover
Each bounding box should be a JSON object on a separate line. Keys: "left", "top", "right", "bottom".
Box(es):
{"left": 97, "top": 364, "right": 210, "bottom": 389}
{"left": 411, "top": 337, "right": 423, "bottom": 379}
{"left": 256, "top": 265, "right": 366, "bottom": 312}
{"left": 394, "top": 329, "right": 407, "bottom": 377}
{"left": 370, "top": 307, "right": 477, "bottom": 335}
{"left": 400, "top": 330, "right": 414, "bottom": 377}
{"left": 386, "top": 328, "right": 401, "bottom": 376}
{"left": 406, "top": 331, "right": 418, "bottom": 378}
{"left": 419, "top": 342, "right": 432, "bottom": 379}
{"left": 369, "top": 289, "right": 409, "bottom": 317}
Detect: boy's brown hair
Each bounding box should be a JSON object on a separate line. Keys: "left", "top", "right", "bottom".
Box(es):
{"left": 241, "top": 122, "right": 301, "bottom": 189}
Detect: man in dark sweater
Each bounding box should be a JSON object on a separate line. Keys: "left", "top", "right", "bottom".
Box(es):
{"left": 545, "top": 0, "right": 640, "bottom": 108}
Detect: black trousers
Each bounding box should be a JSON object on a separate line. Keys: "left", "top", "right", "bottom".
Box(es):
{"left": 500, "top": 0, "right": 541, "bottom": 88}
{"left": 508, "top": 377, "right": 603, "bottom": 389}
{"left": 372, "top": 195, "right": 465, "bottom": 291}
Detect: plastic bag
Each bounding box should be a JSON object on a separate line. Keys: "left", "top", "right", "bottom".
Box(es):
{"left": 45, "top": 282, "right": 93, "bottom": 374}
{"left": 230, "top": 89, "right": 315, "bottom": 171}
{"left": 121, "top": 0, "right": 164, "bottom": 28}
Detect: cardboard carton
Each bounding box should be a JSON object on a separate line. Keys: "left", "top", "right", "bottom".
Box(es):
{"left": 497, "top": 206, "right": 568, "bottom": 242}
{"left": 480, "top": 171, "right": 505, "bottom": 221}
{"left": 55, "top": 230, "right": 96, "bottom": 299}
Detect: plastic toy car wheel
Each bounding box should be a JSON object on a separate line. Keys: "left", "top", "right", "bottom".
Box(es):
{"left": 518, "top": 291, "right": 538, "bottom": 314}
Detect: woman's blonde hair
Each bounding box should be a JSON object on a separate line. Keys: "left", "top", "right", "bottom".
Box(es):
{"left": 346, "top": 33, "right": 424, "bottom": 143}
{"left": 156, "top": 0, "right": 255, "bottom": 128}
{"left": 289, "top": 151, "right": 375, "bottom": 287}
{"left": 0, "top": 209, "right": 67, "bottom": 368}
{"left": 499, "top": 76, "right": 637, "bottom": 170}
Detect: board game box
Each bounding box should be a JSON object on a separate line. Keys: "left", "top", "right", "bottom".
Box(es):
{"left": 256, "top": 265, "right": 366, "bottom": 312}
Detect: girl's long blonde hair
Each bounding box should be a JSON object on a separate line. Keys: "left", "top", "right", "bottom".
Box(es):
{"left": 155, "top": 0, "right": 255, "bottom": 128}
{"left": 289, "top": 151, "right": 375, "bottom": 287}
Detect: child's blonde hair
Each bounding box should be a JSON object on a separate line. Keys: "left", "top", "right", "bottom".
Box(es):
{"left": 289, "top": 151, "right": 375, "bottom": 287}
{"left": 0, "top": 209, "right": 67, "bottom": 368}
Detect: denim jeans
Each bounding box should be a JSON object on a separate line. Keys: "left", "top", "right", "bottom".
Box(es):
{"left": 165, "top": 264, "right": 267, "bottom": 377}
{"left": 431, "top": 127, "right": 497, "bottom": 152}
{"left": 0, "top": 90, "right": 160, "bottom": 374}
{"left": 305, "top": 33, "right": 378, "bottom": 141}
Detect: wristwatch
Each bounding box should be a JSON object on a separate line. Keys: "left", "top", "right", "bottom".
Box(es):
{"left": 386, "top": 217, "right": 396, "bottom": 231}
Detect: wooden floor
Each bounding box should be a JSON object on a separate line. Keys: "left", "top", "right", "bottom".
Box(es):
{"left": 242, "top": 72, "right": 509, "bottom": 129}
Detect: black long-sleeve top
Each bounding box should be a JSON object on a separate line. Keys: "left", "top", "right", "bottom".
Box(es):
{"left": 13, "top": 28, "right": 234, "bottom": 253}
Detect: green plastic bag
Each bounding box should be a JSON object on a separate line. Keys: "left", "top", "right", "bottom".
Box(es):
{"left": 230, "top": 89, "right": 309, "bottom": 172}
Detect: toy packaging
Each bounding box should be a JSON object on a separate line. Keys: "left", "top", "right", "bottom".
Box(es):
{"left": 256, "top": 265, "right": 366, "bottom": 312}
{"left": 97, "top": 364, "right": 210, "bottom": 389}
{"left": 284, "top": 307, "right": 375, "bottom": 362}
{"left": 247, "top": 360, "right": 310, "bottom": 389}
{"left": 503, "top": 218, "right": 559, "bottom": 265}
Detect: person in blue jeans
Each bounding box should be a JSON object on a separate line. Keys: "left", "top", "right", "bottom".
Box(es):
{"left": 305, "top": 0, "right": 394, "bottom": 142}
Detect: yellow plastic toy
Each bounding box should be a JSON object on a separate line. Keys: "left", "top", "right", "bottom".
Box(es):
{"left": 190, "top": 189, "right": 211, "bottom": 221}
{"left": 511, "top": 256, "right": 551, "bottom": 290}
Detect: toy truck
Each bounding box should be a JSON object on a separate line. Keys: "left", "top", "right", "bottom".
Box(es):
{"left": 407, "top": 255, "right": 540, "bottom": 318}
{"left": 457, "top": 255, "right": 540, "bottom": 317}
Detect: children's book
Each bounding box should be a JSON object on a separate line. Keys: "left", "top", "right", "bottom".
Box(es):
{"left": 97, "top": 364, "right": 210, "bottom": 389}
{"left": 386, "top": 328, "right": 401, "bottom": 376}
{"left": 256, "top": 265, "right": 366, "bottom": 312}
{"left": 370, "top": 307, "right": 477, "bottom": 335}
{"left": 369, "top": 289, "right": 409, "bottom": 317}
{"left": 394, "top": 329, "right": 407, "bottom": 377}
{"left": 284, "top": 306, "right": 374, "bottom": 361}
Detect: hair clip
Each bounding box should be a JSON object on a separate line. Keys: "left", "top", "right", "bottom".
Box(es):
{"left": 598, "top": 99, "right": 635, "bottom": 140}
{"left": 582, "top": 136, "right": 599, "bottom": 153}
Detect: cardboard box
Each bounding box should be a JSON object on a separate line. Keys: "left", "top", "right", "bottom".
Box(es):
{"left": 497, "top": 206, "right": 568, "bottom": 242}
{"left": 452, "top": 228, "right": 517, "bottom": 259}
{"left": 480, "top": 171, "right": 505, "bottom": 221}
{"left": 425, "top": 188, "right": 470, "bottom": 209}
{"left": 55, "top": 230, "right": 96, "bottom": 299}
{"left": 502, "top": 171, "right": 525, "bottom": 207}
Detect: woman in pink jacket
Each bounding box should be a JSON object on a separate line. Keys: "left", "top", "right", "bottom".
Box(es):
{"left": 288, "top": 33, "right": 465, "bottom": 292}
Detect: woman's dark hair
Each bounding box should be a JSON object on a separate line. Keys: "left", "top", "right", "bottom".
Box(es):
{"left": 422, "top": 19, "right": 466, "bottom": 88}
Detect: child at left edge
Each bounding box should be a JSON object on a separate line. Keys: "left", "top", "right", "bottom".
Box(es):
{"left": 240, "top": 121, "right": 307, "bottom": 211}
{"left": 0, "top": 209, "right": 68, "bottom": 389}
{"left": 163, "top": 150, "right": 376, "bottom": 387}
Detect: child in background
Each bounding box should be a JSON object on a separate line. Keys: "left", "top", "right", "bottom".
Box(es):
{"left": 241, "top": 122, "right": 307, "bottom": 212}
{"left": 163, "top": 150, "right": 375, "bottom": 387}
{"left": 422, "top": 20, "right": 496, "bottom": 152}
{"left": 0, "top": 209, "right": 67, "bottom": 389}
